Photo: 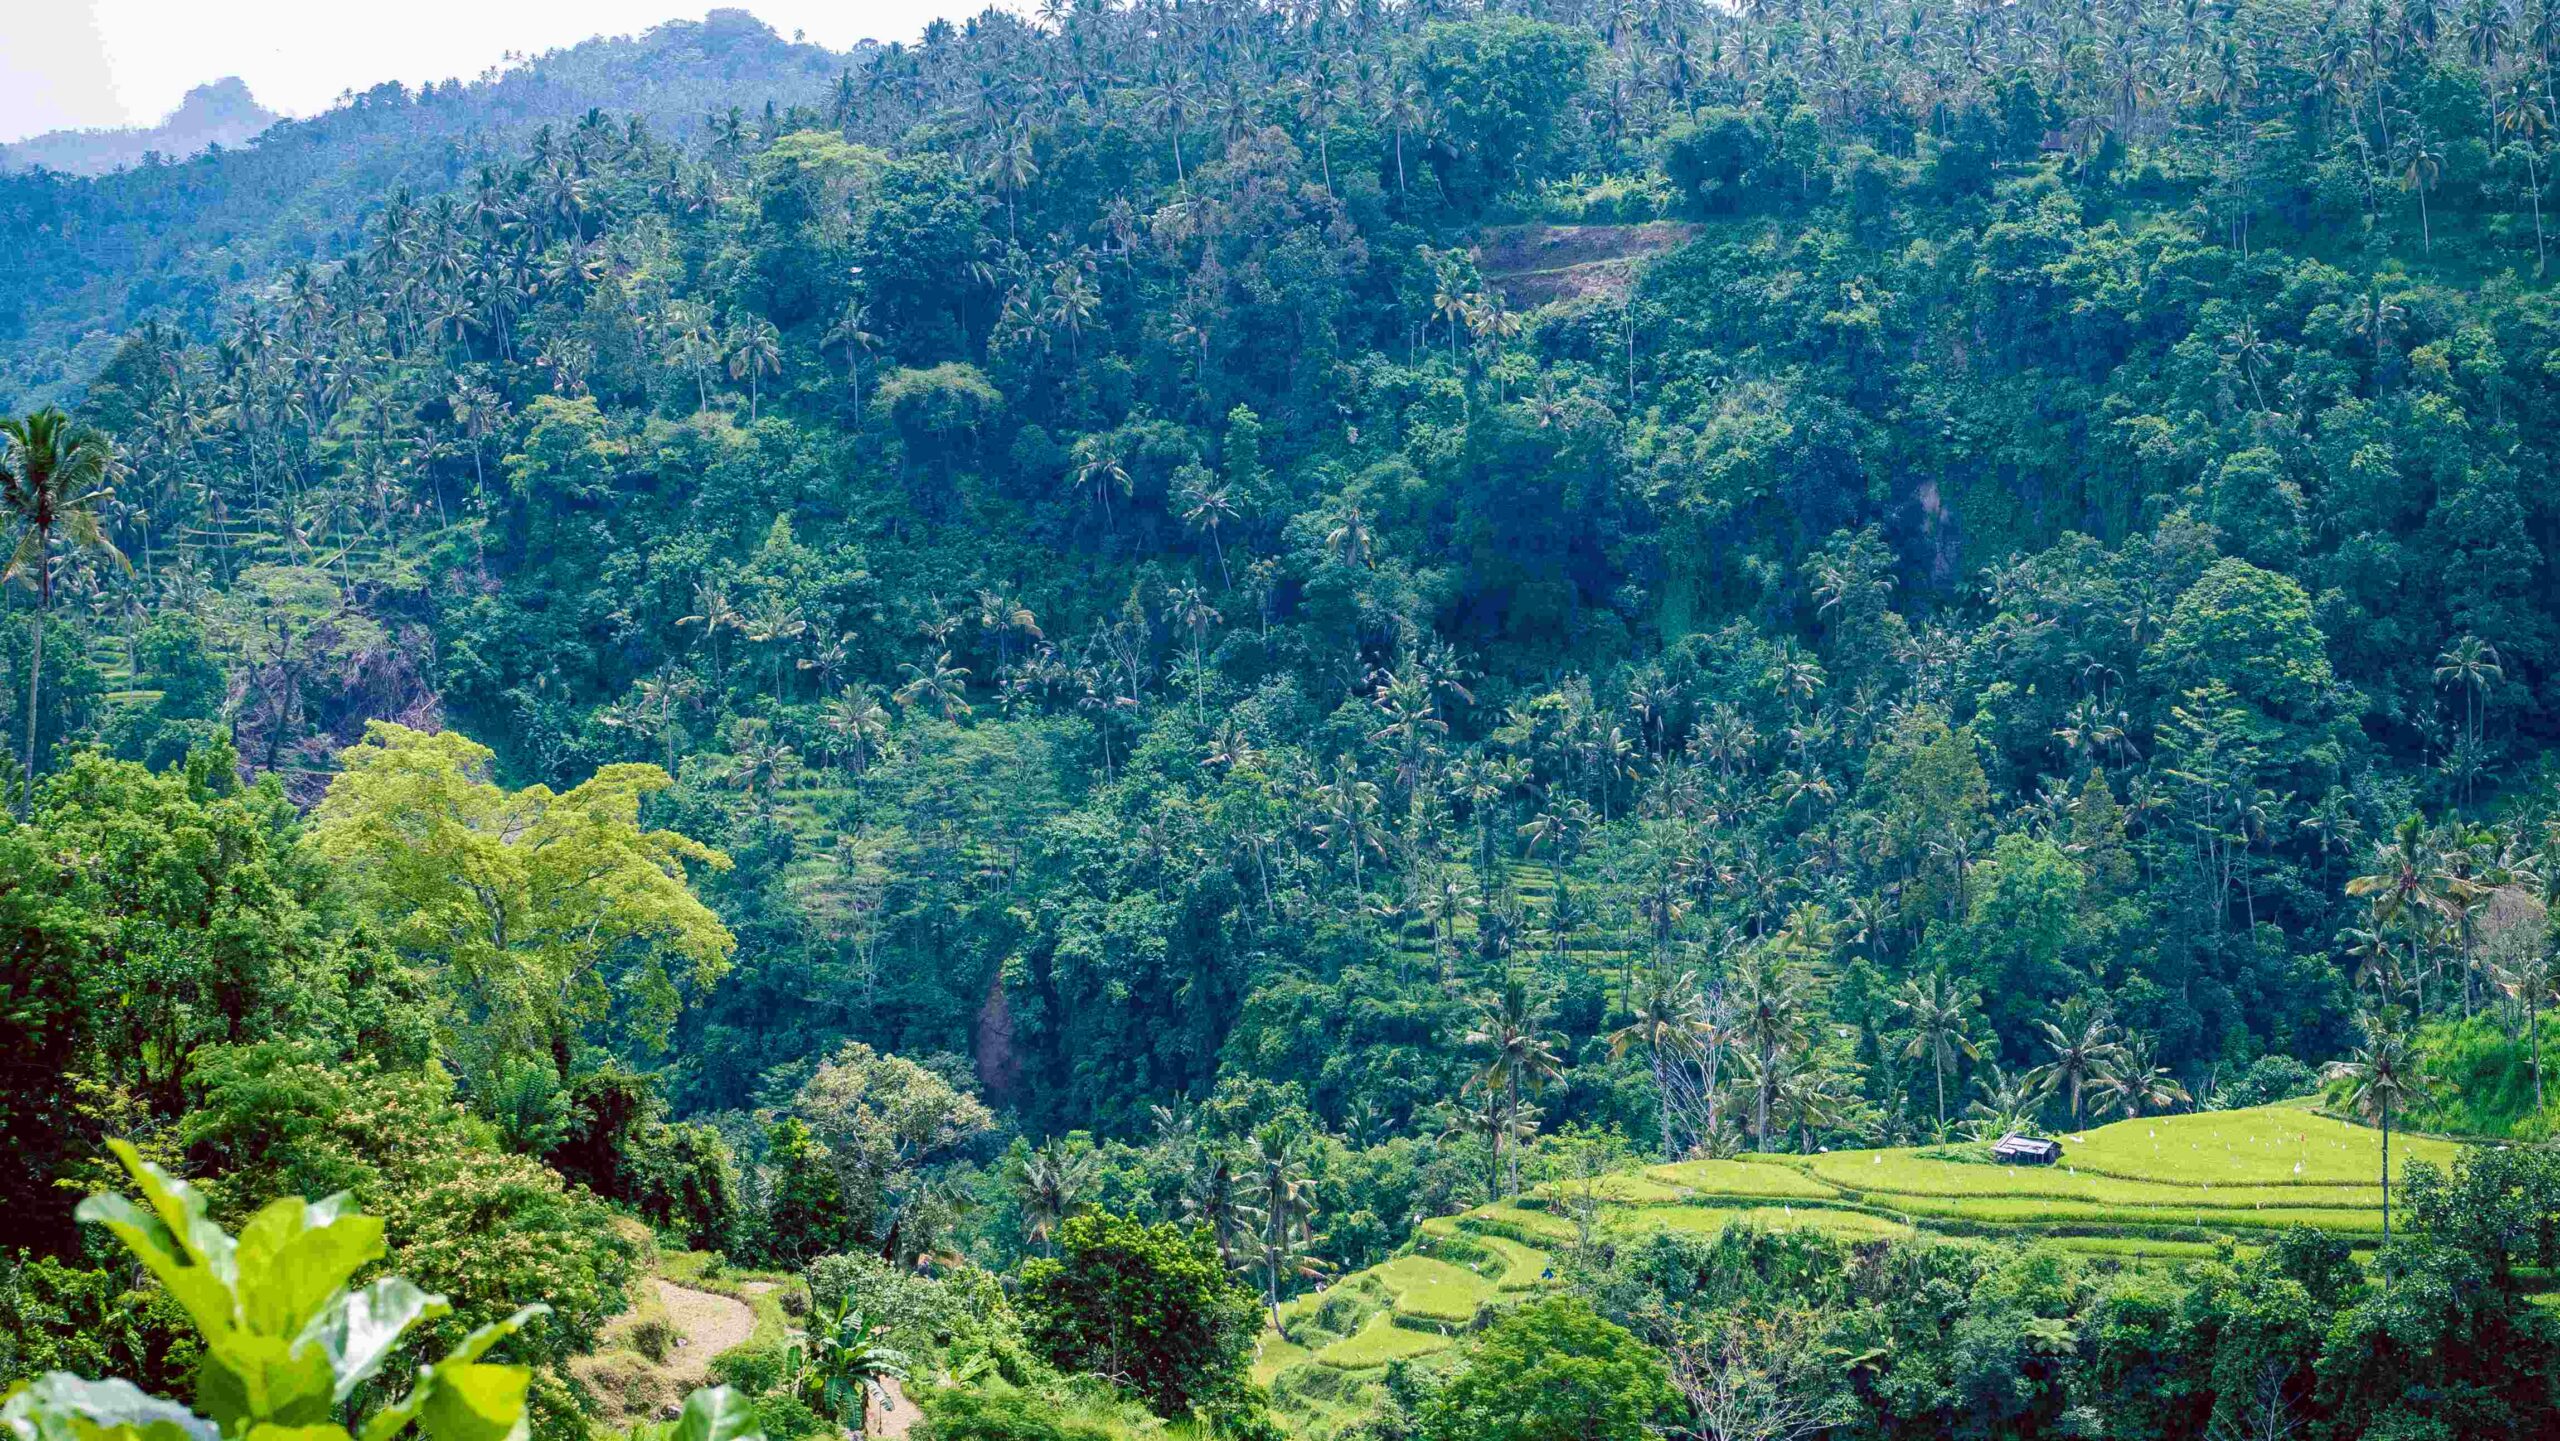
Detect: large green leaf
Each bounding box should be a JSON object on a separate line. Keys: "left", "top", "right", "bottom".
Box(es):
{"left": 0, "top": 1375, "right": 219, "bottom": 1441}
{"left": 302, "top": 1280, "right": 450, "bottom": 1405}
{"left": 193, "top": 1333, "right": 336, "bottom": 1433}
{"left": 73, "top": 1145, "right": 241, "bottom": 1342}
{"left": 358, "top": 1307, "right": 548, "bottom": 1441}
{"left": 413, "top": 1368, "right": 528, "bottom": 1441}
{"left": 236, "top": 1194, "right": 385, "bottom": 1341}
{"left": 241, "top": 1426, "right": 356, "bottom": 1441}
{"left": 665, "top": 1388, "right": 762, "bottom": 1441}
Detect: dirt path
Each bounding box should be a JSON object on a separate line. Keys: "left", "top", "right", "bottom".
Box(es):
{"left": 654, "top": 1279, "right": 756, "bottom": 1385}
{"left": 861, "top": 1376, "right": 920, "bottom": 1439}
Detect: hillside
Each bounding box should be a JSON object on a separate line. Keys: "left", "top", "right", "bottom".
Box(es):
{"left": 13, "top": 0, "right": 2560, "bottom": 1437}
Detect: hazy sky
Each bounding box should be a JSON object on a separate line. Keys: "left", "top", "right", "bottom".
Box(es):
{"left": 1, "top": 2, "right": 979, "bottom": 144}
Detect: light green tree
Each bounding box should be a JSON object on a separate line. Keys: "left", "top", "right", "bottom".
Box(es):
{"left": 306, "top": 723, "right": 734, "bottom": 1075}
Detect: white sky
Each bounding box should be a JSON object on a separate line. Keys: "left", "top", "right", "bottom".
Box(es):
{"left": 1, "top": 2, "right": 979, "bottom": 144}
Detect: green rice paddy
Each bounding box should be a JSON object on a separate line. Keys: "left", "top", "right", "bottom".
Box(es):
{"left": 1260, "top": 1102, "right": 2466, "bottom": 1436}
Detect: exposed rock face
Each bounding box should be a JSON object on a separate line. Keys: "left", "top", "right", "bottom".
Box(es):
{"left": 1, "top": 78, "right": 280, "bottom": 175}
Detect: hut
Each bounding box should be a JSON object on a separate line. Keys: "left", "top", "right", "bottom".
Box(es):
{"left": 1992, "top": 1134, "right": 2062, "bottom": 1166}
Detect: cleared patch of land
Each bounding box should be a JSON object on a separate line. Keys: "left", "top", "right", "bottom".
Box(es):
{"left": 1477, "top": 222, "right": 1698, "bottom": 304}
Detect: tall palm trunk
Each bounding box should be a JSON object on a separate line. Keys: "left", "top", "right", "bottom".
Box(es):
{"left": 21, "top": 564, "right": 46, "bottom": 817}
{"left": 1655, "top": 1050, "right": 1677, "bottom": 1160}
{"left": 2381, "top": 1101, "right": 2392, "bottom": 1247}
{"left": 2534, "top": 995, "right": 2547, "bottom": 1113}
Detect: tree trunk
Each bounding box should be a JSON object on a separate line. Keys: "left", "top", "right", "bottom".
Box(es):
{"left": 1656, "top": 1051, "right": 1676, "bottom": 1160}
{"left": 2534, "top": 996, "right": 2545, "bottom": 1113}
{"left": 20, "top": 578, "right": 44, "bottom": 819}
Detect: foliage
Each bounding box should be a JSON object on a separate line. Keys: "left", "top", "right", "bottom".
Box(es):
{"left": 1016, "top": 1212, "right": 1261, "bottom": 1420}
{"left": 1417, "top": 1297, "right": 1675, "bottom": 1441}
{"left": 6, "top": 1139, "right": 555, "bottom": 1441}
{"left": 308, "top": 724, "right": 733, "bottom": 1075}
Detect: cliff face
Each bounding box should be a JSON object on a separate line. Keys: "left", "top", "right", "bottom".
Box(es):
{"left": 0, "top": 78, "right": 280, "bottom": 175}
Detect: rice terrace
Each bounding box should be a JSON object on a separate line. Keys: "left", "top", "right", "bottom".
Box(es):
{"left": 1258, "top": 1103, "right": 2467, "bottom": 1431}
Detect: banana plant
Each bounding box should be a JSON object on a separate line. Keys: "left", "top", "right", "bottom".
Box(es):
{"left": 791, "top": 1295, "right": 907, "bottom": 1434}
{"left": 0, "top": 1141, "right": 759, "bottom": 1441}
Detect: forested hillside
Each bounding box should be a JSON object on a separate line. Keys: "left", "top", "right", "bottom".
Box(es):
{"left": 13, "top": 1, "right": 2560, "bottom": 1438}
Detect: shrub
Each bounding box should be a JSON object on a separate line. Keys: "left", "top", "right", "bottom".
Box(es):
{"left": 749, "top": 1393, "right": 829, "bottom": 1441}
{"left": 914, "top": 1387, "right": 1121, "bottom": 1441}
{"left": 1018, "top": 1212, "right": 1262, "bottom": 1419}
{"left": 709, "top": 1343, "right": 790, "bottom": 1396}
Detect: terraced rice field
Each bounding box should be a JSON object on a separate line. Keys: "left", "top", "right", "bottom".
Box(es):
{"left": 1260, "top": 1100, "right": 2469, "bottom": 1436}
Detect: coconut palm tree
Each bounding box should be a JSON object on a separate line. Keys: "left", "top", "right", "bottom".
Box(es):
{"left": 2032, "top": 1007, "right": 2125, "bottom": 1129}
{"left": 1893, "top": 972, "right": 1983, "bottom": 1132}
{"left": 1241, "top": 1124, "right": 1326, "bottom": 1335}
{"left": 727, "top": 317, "right": 783, "bottom": 421}
{"left": 2325, "top": 1010, "right": 2428, "bottom": 1243}
{"left": 1181, "top": 1144, "right": 1248, "bottom": 1269}
{"left": 2433, "top": 634, "right": 2503, "bottom": 812}
{"left": 1466, "top": 976, "right": 1563, "bottom": 1194}
{"left": 1963, "top": 1064, "right": 2050, "bottom": 1142}
{"left": 1006, "top": 1137, "right": 1097, "bottom": 1256}
{"left": 1728, "top": 944, "right": 1820, "bottom": 1152}
{"left": 1610, "top": 967, "right": 1714, "bottom": 1160}
{"left": 2350, "top": 817, "right": 2450, "bottom": 1011}
{"left": 2092, "top": 1031, "right": 2190, "bottom": 1119}
{"left": 0, "top": 409, "right": 124, "bottom": 814}
{"left": 2497, "top": 946, "right": 2560, "bottom": 1112}
{"left": 823, "top": 686, "right": 893, "bottom": 775}
{"left": 894, "top": 651, "right": 972, "bottom": 721}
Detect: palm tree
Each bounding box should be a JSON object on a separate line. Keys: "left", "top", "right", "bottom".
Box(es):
{"left": 822, "top": 300, "right": 881, "bottom": 415}
{"left": 2092, "top": 1031, "right": 2190, "bottom": 1119}
{"left": 1963, "top": 1064, "right": 2050, "bottom": 1141}
{"left": 1241, "top": 1124, "right": 1325, "bottom": 1335}
{"left": 2400, "top": 125, "right": 2445, "bottom": 252}
{"left": 894, "top": 651, "right": 972, "bottom": 721}
{"left": 1181, "top": 1144, "right": 1249, "bottom": 1269}
{"left": 1006, "top": 1138, "right": 1096, "bottom": 1256}
{"left": 2434, "top": 634, "right": 2502, "bottom": 809}
{"left": 0, "top": 410, "right": 124, "bottom": 813}
{"left": 2496, "top": 946, "right": 2559, "bottom": 1112}
{"left": 2325, "top": 1011, "right": 2428, "bottom": 1243}
{"left": 823, "top": 686, "right": 893, "bottom": 775}
{"left": 1894, "top": 973, "right": 1983, "bottom": 1132}
{"left": 2032, "top": 1007, "right": 2125, "bottom": 1130}
{"left": 1730, "top": 947, "right": 1817, "bottom": 1151}
{"left": 678, "top": 580, "right": 744, "bottom": 676}
{"left": 727, "top": 317, "right": 783, "bottom": 421}
{"left": 1610, "top": 967, "right": 1713, "bottom": 1160}
{"left": 1467, "top": 977, "right": 1563, "bottom": 1194}
{"left": 2350, "top": 817, "right": 2449, "bottom": 1011}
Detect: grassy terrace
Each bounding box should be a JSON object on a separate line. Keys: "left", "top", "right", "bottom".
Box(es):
{"left": 1260, "top": 1101, "right": 2467, "bottom": 1435}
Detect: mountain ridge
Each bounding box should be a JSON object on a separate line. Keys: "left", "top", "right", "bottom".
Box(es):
{"left": 0, "top": 8, "right": 855, "bottom": 407}
{"left": 0, "top": 77, "right": 282, "bottom": 178}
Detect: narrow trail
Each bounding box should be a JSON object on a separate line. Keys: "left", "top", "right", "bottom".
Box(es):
{"left": 652, "top": 1279, "right": 755, "bottom": 1385}
{"left": 867, "top": 1377, "right": 917, "bottom": 1439}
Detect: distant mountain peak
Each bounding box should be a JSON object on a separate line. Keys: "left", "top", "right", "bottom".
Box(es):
{"left": 1, "top": 76, "right": 280, "bottom": 176}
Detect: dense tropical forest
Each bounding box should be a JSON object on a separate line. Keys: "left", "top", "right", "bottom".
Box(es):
{"left": 14, "top": 0, "right": 2560, "bottom": 1436}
